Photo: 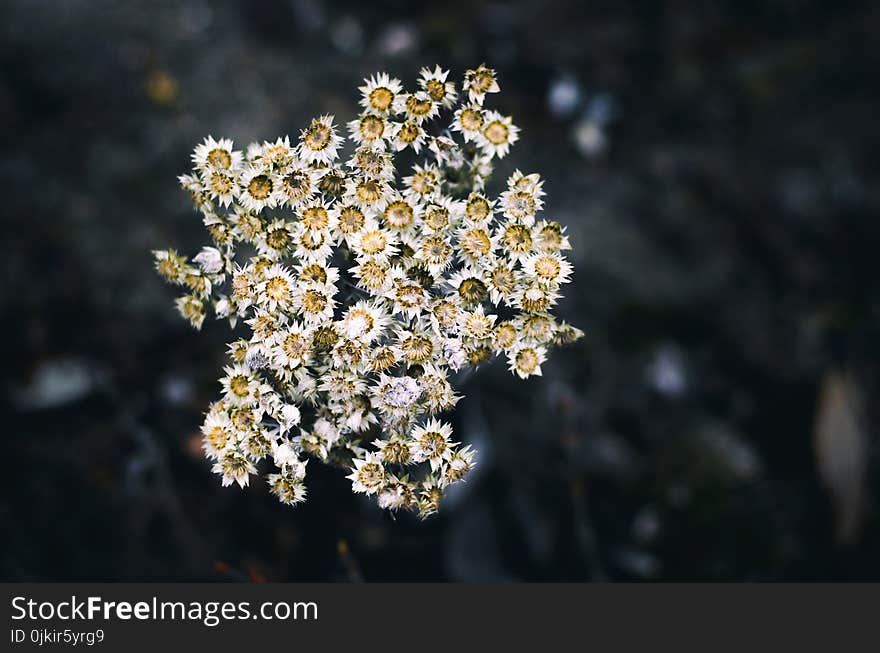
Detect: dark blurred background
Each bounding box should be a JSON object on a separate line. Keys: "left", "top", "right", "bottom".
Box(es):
{"left": 2, "top": 0, "right": 879, "bottom": 581}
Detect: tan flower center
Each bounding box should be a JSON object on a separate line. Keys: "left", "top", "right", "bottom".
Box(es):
{"left": 359, "top": 115, "right": 385, "bottom": 140}
{"left": 247, "top": 174, "right": 273, "bottom": 200}
{"left": 357, "top": 463, "right": 384, "bottom": 489}
{"left": 229, "top": 375, "right": 250, "bottom": 398}
{"left": 303, "top": 123, "right": 331, "bottom": 150}
{"left": 466, "top": 196, "right": 490, "bottom": 221}
{"left": 302, "top": 289, "right": 328, "bottom": 313}
{"left": 384, "top": 201, "right": 414, "bottom": 229}
{"left": 355, "top": 180, "right": 382, "bottom": 204}
{"left": 360, "top": 230, "right": 387, "bottom": 255}
{"left": 459, "top": 108, "right": 484, "bottom": 131}
{"left": 369, "top": 87, "right": 394, "bottom": 111}
{"left": 494, "top": 323, "right": 517, "bottom": 349}
{"left": 283, "top": 333, "right": 308, "bottom": 359}
{"left": 339, "top": 206, "right": 365, "bottom": 233}
{"left": 425, "top": 207, "right": 449, "bottom": 230}
{"left": 397, "top": 121, "right": 420, "bottom": 144}
{"left": 301, "top": 206, "right": 329, "bottom": 231}
{"left": 265, "top": 276, "right": 290, "bottom": 301}
{"left": 266, "top": 228, "right": 290, "bottom": 251}
{"left": 484, "top": 120, "right": 509, "bottom": 145}
{"left": 534, "top": 256, "right": 561, "bottom": 280}
{"left": 405, "top": 95, "right": 432, "bottom": 116}
{"left": 207, "top": 148, "right": 232, "bottom": 168}
{"left": 458, "top": 278, "right": 489, "bottom": 305}
{"left": 210, "top": 172, "right": 233, "bottom": 195}
{"left": 299, "top": 263, "right": 327, "bottom": 284}
{"left": 460, "top": 228, "right": 491, "bottom": 258}
{"left": 516, "top": 348, "right": 539, "bottom": 373}
{"left": 358, "top": 261, "right": 387, "bottom": 289}
{"left": 503, "top": 224, "right": 533, "bottom": 253}
{"left": 425, "top": 79, "right": 446, "bottom": 102}
{"left": 402, "top": 335, "right": 433, "bottom": 363}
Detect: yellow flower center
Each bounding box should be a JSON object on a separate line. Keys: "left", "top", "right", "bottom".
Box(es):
{"left": 382, "top": 440, "right": 410, "bottom": 465}
{"left": 206, "top": 426, "right": 228, "bottom": 450}
{"left": 484, "top": 120, "right": 509, "bottom": 145}
{"left": 359, "top": 115, "right": 385, "bottom": 140}
{"left": 402, "top": 335, "right": 433, "bottom": 362}
{"left": 425, "top": 79, "right": 446, "bottom": 102}
{"left": 247, "top": 174, "right": 273, "bottom": 200}
{"left": 495, "top": 323, "right": 517, "bottom": 349}
{"left": 419, "top": 432, "right": 447, "bottom": 457}
{"left": 265, "top": 276, "right": 290, "bottom": 301}
{"left": 433, "top": 301, "right": 458, "bottom": 328}
{"left": 422, "top": 237, "right": 452, "bottom": 264}
{"left": 516, "top": 348, "right": 539, "bottom": 374}
{"left": 458, "top": 278, "right": 488, "bottom": 305}
{"left": 471, "top": 70, "right": 495, "bottom": 94}
{"left": 303, "top": 122, "right": 331, "bottom": 150}
{"left": 465, "top": 313, "right": 493, "bottom": 339}
{"left": 358, "top": 261, "right": 387, "bottom": 289}
{"left": 301, "top": 206, "right": 329, "bottom": 231}
{"left": 284, "top": 170, "right": 311, "bottom": 199}
{"left": 207, "top": 148, "right": 232, "bottom": 168}
{"left": 491, "top": 264, "right": 516, "bottom": 294}
{"left": 210, "top": 172, "right": 233, "bottom": 195}
{"left": 534, "top": 256, "right": 561, "bottom": 280}
{"left": 384, "top": 201, "right": 414, "bottom": 229}
{"left": 299, "top": 263, "right": 327, "bottom": 284}
{"left": 466, "top": 196, "right": 490, "bottom": 221}
{"left": 461, "top": 228, "right": 491, "bottom": 258}
{"left": 355, "top": 180, "right": 382, "bottom": 204}
{"left": 283, "top": 333, "right": 308, "bottom": 360}
{"left": 360, "top": 230, "right": 387, "bottom": 255}
{"left": 459, "top": 108, "right": 484, "bottom": 131}
{"left": 425, "top": 206, "right": 449, "bottom": 230}
{"left": 339, "top": 206, "right": 365, "bottom": 233}
{"left": 266, "top": 228, "right": 290, "bottom": 251}
{"left": 503, "top": 224, "right": 533, "bottom": 253}
{"left": 397, "top": 121, "right": 420, "bottom": 144}
{"left": 357, "top": 463, "right": 384, "bottom": 489}
{"left": 302, "top": 289, "right": 327, "bottom": 313}
{"left": 410, "top": 172, "right": 434, "bottom": 195}
{"left": 405, "top": 95, "right": 432, "bottom": 116}
{"left": 369, "top": 87, "right": 394, "bottom": 111}
{"left": 229, "top": 375, "right": 250, "bottom": 397}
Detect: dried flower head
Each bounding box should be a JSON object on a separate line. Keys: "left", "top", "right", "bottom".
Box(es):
{"left": 154, "top": 65, "right": 582, "bottom": 518}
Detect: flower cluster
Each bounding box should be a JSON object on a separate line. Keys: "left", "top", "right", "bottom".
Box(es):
{"left": 154, "top": 65, "right": 582, "bottom": 518}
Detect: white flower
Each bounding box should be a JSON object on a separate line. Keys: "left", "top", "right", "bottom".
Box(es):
{"left": 358, "top": 73, "right": 403, "bottom": 114}
{"left": 378, "top": 375, "right": 421, "bottom": 410}
{"left": 410, "top": 419, "right": 457, "bottom": 471}
{"left": 346, "top": 452, "right": 386, "bottom": 495}
{"left": 298, "top": 115, "right": 343, "bottom": 165}
{"left": 507, "top": 345, "right": 547, "bottom": 379}
{"left": 419, "top": 65, "right": 457, "bottom": 108}
{"left": 441, "top": 338, "right": 467, "bottom": 371}
{"left": 213, "top": 450, "right": 256, "bottom": 488}
{"left": 156, "top": 64, "right": 582, "bottom": 517}
{"left": 463, "top": 64, "right": 500, "bottom": 105}
{"left": 192, "top": 136, "right": 242, "bottom": 172}
{"left": 348, "top": 112, "right": 390, "bottom": 148}
{"left": 522, "top": 252, "right": 573, "bottom": 286}
{"left": 479, "top": 111, "right": 519, "bottom": 159}
{"left": 338, "top": 300, "right": 389, "bottom": 342}
{"left": 280, "top": 404, "right": 302, "bottom": 429}
{"left": 272, "top": 441, "right": 301, "bottom": 467}
{"left": 239, "top": 167, "right": 278, "bottom": 212}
